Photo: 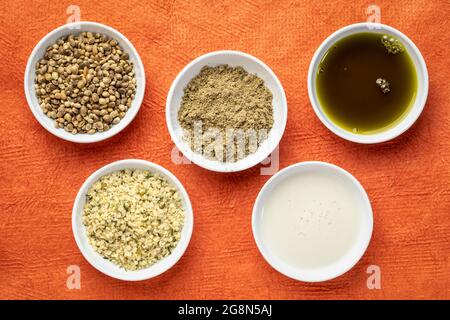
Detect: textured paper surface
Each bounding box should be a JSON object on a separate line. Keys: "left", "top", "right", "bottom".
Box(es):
{"left": 0, "top": 0, "right": 449, "bottom": 299}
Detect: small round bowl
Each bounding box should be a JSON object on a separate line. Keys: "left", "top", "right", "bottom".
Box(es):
{"left": 308, "top": 23, "right": 428, "bottom": 144}
{"left": 166, "top": 50, "right": 287, "bottom": 172}
{"left": 24, "top": 21, "right": 145, "bottom": 143}
{"left": 72, "top": 159, "right": 193, "bottom": 281}
{"left": 252, "top": 161, "right": 373, "bottom": 282}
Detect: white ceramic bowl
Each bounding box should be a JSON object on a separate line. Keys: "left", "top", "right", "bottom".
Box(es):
{"left": 24, "top": 21, "right": 145, "bottom": 143}
{"left": 72, "top": 159, "right": 193, "bottom": 281}
{"left": 252, "top": 161, "right": 373, "bottom": 282}
{"left": 166, "top": 50, "right": 287, "bottom": 172}
{"left": 308, "top": 23, "right": 428, "bottom": 144}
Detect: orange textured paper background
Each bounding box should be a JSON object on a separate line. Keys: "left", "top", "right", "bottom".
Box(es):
{"left": 0, "top": 0, "right": 449, "bottom": 300}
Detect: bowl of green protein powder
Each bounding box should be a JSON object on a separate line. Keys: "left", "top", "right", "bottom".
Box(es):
{"left": 166, "top": 50, "right": 287, "bottom": 173}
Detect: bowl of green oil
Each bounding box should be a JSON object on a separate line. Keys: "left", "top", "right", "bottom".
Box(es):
{"left": 308, "top": 23, "right": 428, "bottom": 143}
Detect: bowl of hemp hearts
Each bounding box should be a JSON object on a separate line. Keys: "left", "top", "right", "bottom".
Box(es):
{"left": 24, "top": 21, "right": 145, "bottom": 143}
{"left": 72, "top": 159, "right": 193, "bottom": 281}
{"left": 166, "top": 51, "right": 287, "bottom": 172}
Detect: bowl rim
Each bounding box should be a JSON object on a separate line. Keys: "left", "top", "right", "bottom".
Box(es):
{"left": 71, "top": 159, "right": 194, "bottom": 281}
{"left": 252, "top": 161, "right": 373, "bottom": 282}
{"left": 165, "top": 50, "right": 288, "bottom": 172}
{"left": 307, "top": 22, "right": 429, "bottom": 144}
{"left": 24, "top": 21, "right": 146, "bottom": 144}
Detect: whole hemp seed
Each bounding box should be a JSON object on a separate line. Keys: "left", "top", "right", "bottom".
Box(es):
{"left": 82, "top": 169, "right": 185, "bottom": 271}
{"left": 177, "top": 65, "right": 274, "bottom": 162}
{"left": 34, "top": 32, "right": 137, "bottom": 134}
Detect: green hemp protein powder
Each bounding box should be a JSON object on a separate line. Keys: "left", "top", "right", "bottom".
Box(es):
{"left": 177, "top": 65, "right": 274, "bottom": 162}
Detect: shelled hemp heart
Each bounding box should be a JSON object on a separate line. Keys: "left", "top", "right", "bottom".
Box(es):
{"left": 177, "top": 65, "right": 274, "bottom": 162}
{"left": 82, "top": 170, "right": 185, "bottom": 271}
{"left": 34, "top": 32, "right": 136, "bottom": 134}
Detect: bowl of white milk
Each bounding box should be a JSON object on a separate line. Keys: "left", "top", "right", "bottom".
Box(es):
{"left": 252, "top": 161, "right": 373, "bottom": 282}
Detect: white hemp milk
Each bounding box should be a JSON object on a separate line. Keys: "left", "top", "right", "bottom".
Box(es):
{"left": 260, "top": 171, "right": 363, "bottom": 269}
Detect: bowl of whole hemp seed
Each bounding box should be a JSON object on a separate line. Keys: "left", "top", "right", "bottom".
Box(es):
{"left": 24, "top": 21, "right": 145, "bottom": 143}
